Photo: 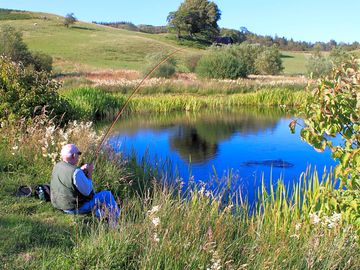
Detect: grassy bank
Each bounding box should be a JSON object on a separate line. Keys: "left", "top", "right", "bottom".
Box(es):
{"left": 0, "top": 115, "right": 359, "bottom": 269}
{"left": 61, "top": 86, "right": 310, "bottom": 120}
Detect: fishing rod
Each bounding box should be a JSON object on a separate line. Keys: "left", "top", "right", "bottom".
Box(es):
{"left": 94, "top": 47, "right": 184, "bottom": 162}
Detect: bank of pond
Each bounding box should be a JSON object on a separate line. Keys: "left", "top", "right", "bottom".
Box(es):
{"left": 61, "top": 86, "right": 310, "bottom": 120}
{"left": 1, "top": 102, "right": 359, "bottom": 269}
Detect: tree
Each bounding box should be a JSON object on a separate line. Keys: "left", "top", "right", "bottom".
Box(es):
{"left": 64, "top": 13, "right": 77, "bottom": 28}
{"left": 167, "top": 0, "right": 221, "bottom": 40}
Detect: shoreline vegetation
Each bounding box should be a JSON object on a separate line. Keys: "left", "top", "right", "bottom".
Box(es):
{"left": 60, "top": 74, "right": 311, "bottom": 120}
{"left": 1, "top": 113, "right": 359, "bottom": 269}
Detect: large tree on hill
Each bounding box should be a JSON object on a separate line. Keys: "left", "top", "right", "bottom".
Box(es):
{"left": 167, "top": 0, "right": 221, "bottom": 40}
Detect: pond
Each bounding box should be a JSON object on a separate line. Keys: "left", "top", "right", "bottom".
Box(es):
{"left": 107, "top": 107, "right": 337, "bottom": 203}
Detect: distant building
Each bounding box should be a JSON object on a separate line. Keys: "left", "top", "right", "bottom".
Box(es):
{"left": 214, "top": 36, "right": 234, "bottom": 46}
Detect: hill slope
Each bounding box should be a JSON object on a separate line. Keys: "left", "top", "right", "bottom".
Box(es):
{"left": 0, "top": 11, "right": 190, "bottom": 72}
{"left": 0, "top": 9, "right": 312, "bottom": 74}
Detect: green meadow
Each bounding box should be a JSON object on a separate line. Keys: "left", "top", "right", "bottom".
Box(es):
{"left": 0, "top": 11, "right": 307, "bottom": 74}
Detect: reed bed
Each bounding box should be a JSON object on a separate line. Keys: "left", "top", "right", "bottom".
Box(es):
{"left": 123, "top": 88, "right": 310, "bottom": 113}
{"left": 62, "top": 87, "right": 310, "bottom": 119}
{"left": 61, "top": 73, "right": 309, "bottom": 96}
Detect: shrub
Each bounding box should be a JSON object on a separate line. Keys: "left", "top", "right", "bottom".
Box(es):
{"left": 195, "top": 50, "right": 247, "bottom": 79}
{"left": 184, "top": 53, "right": 202, "bottom": 72}
{"left": 196, "top": 44, "right": 284, "bottom": 79}
{"left": 329, "top": 47, "right": 354, "bottom": 68}
{"left": 143, "top": 52, "right": 177, "bottom": 78}
{"left": 0, "top": 25, "right": 53, "bottom": 72}
{"left": 30, "top": 51, "right": 53, "bottom": 72}
{"left": 306, "top": 50, "right": 332, "bottom": 79}
{"left": 0, "top": 57, "right": 72, "bottom": 123}
{"left": 225, "top": 44, "right": 263, "bottom": 75}
{"left": 254, "top": 45, "right": 284, "bottom": 75}
{"left": 0, "top": 25, "right": 32, "bottom": 65}
{"left": 291, "top": 59, "right": 360, "bottom": 225}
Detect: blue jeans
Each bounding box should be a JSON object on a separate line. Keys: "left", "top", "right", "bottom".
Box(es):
{"left": 64, "top": 190, "right": 120, "bottom": 221}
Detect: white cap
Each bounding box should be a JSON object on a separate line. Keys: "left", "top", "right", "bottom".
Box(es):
{"left": 60, "top": 144, "right": 82, "bottom": 158}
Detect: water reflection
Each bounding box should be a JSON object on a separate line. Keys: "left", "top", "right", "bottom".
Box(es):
{"left": 167, "top": 108, "right": 281, "bottom": 163}
{"left": 170, "top": 126, "right": 218, "bottom": 163}
{"left": 110, "top": 107, "right": 284, "bottom": 164}
{"left": 107, "top": 107, "right": 337, "bottom": 203}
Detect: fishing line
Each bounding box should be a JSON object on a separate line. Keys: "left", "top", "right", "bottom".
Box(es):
{"left": 94, "top": 47, "right": 184, "bottom": 162}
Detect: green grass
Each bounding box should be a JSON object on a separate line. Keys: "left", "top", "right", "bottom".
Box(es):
{"left": 61, "top": 87, "right": 310, "bottom": 119}
{"left": 1, "top": 136, "right": 359, "bottom": 268}
{"left": 0, "top": 9, "right": 341, "bottom": 76}
{"left": 281, "top": 51, "right": 311, "bottom": 75}
{"left": 0, "top": 12, "right": 190, "bottom": 72}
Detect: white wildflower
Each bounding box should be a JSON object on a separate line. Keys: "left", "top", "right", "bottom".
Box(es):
{"left": 290, "top": 234, "right": 300, "bottom": 239}
{"left": 198, "top": 186, "right": 205, "bottom": 197}
{"left": 322, "top": 212, "right": 341, "bottom": 229}
{"left": 309, "top": 213, "right": 321, "bottom": 225}
{"left": 152, "top": 217, "right": 160, "bottom": 227}
{"left": 153, "top": 233, "right": 160, "bottom": 242}
{"left": 148, "top": 205, "right": 160, "bottom": 215}
{"left": 295, "top": 223, "right": 301, "bottom": 231}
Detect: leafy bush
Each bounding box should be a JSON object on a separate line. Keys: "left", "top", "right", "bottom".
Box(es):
{"left": 143, "top": 52, "right": 177, "bottom": 78}
{"left": 225, "top": 44, "right": 263, "bottom": 75}
{"left": 0, "top": 25, "right": 32, "bottom": 65}
{"left": 255, "top": 45, "right": 284, "bottom": 75}
{"left": 184, "top": 53, "right": 202, "bottom": 72}
{"left": 30, "top": 51, "right": 53, "bottom": 72}
{"left": 0, "top": 25, "right": 53, "bottom": 72}
{"left": 195, "top": 44, "right": 283, "bottom": 79}
{"left": 306, "top": 54, "right": 332, "bottom": 79}
{"left": 0, "top": 57, "right": 72, "bottom": 123}
{"left": 329, "top": 47, "right": 354, "bottom": 68}
{"left": 291, "top": 59, "right": 360, "bottom": 225}
{"left": 196, "top": 50, "right": 247, "bottom": 79}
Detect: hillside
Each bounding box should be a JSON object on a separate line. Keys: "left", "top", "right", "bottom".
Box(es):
{"left": 0, "top": 9, "right": 311, "bottom": 74}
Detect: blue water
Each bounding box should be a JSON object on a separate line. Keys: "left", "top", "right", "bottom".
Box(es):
{"left": 107, "top": 109, "right": 338, "bottom": 203}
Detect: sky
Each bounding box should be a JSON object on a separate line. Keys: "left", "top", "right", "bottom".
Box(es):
{"left": 0, "top": 0, "right": 359, "bottom": 43}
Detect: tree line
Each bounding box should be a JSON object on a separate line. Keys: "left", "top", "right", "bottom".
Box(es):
{"left": 93, "top": 0, "right": 360, "bottom": 51}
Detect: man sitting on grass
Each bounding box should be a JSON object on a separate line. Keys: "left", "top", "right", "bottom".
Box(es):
{"left": 50, "top": 144, "right": 120, "bottom": 223}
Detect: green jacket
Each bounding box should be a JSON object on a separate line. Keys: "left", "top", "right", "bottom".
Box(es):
{"left": 50, "top": 161, "right": 90, "bottom": 210}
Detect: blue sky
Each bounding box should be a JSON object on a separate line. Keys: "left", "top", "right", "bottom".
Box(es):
{"left": 0, "top": 0, "right": 358, "bottom": 43}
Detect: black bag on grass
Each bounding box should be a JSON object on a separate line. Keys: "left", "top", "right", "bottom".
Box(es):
{"left": 34, "top": 184, "right": 51, "bottom": 201}
{"left": 15, "top": 184, "right": 51, "bottom": 201}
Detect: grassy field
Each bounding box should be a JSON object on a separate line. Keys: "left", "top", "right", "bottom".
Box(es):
{"left": 0, "top": 10, "right": 311, "bottom": 75}
{"left": 0, "top": 11, "right": 188, "bottom": 72}
{"left": 281, "top": 51, "right": 310, "bottom": 75}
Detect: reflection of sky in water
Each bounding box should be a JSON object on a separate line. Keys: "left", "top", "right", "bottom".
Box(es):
{"left": 107, "top": 112, "right": 338, "bottom": 204}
